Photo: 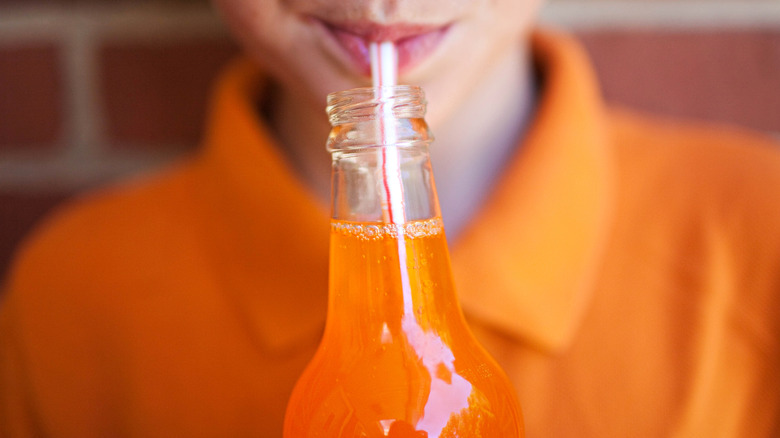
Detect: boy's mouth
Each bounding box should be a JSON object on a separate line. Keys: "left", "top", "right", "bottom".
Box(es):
{"left": 315, "top": 19, "right": 451, "bottom": 77}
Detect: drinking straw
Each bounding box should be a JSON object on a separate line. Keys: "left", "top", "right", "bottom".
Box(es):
{"left": 370, "top": 41, "right": 414, "bottom": 313}
{"left": 369, "top": 41, "right": 405, "bottom": 225}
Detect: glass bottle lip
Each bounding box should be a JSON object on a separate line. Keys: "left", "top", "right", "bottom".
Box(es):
{"left": 326, "top": 85, "right": 427, "bottom": 126}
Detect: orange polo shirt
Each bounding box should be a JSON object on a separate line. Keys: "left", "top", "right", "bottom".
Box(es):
{"left": 2, "top": 31, "right": 779, "bottom": 437}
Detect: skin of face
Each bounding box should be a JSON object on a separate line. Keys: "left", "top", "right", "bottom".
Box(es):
{"left": 211, "top": 0, "right": 544, "bottom": 129}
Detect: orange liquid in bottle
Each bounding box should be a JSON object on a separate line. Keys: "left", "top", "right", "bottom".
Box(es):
{"left": 284, "top": 218, "right": 523, "bottom": 437}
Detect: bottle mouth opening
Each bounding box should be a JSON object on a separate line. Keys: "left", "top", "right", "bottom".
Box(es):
{"left": 327, "top": 85, "right": 427, "bottom": 126}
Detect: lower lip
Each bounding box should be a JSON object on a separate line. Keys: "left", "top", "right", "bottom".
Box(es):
{"left": 319, "top": 22, "right": 450, "bottom": 77}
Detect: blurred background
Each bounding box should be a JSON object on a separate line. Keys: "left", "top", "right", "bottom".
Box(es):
{"left": 1, "top": 0, "right": 779, "bottom": 282}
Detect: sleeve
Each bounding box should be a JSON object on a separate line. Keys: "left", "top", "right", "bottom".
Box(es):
{"left": 0, "top": 221, "right": 119, "bottom": 438}
{"left": 0, "top": 295, "right": 44, "bottom": 437}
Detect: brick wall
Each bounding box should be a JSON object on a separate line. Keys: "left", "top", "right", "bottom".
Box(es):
{"left": 1, "top": 0, "right": 779, "bottom": 281}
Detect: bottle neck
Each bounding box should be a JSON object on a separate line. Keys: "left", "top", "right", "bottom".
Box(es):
{"left": 325, "top": 85, "right": 463, "bottom": 344}
{"left": 330, "top": 144, "right": 440, "bottom": 223}
{"left": 326, "top": 85, "right": 436, "bottom": 224}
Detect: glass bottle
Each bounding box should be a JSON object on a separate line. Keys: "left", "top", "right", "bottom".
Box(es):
{"left": 283, "top": 86, "right": 524, "bottom": 437}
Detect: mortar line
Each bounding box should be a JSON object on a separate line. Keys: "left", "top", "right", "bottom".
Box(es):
{"left": 64, "top": 21, "right": 102, "bottom": 160}
{"left": 540, "top": 1, "right": 780, "bottom": 29}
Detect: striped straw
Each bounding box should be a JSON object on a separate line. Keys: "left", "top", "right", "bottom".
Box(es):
{"left": 369, "top": 41, "right": 405, "bottom": 225}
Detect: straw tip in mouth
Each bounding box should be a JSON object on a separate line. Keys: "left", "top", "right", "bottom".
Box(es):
{"left": 369, "top": 41, "right": 399, "bottom": 87}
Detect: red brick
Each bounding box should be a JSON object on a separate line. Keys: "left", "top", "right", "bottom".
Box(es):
{"left": 0, "top": 191, "right": 73, "bottom": 285}
{"left": 99, "top": 38, "right": 239, "bottom": 149}
{"left": 577, "top": 30, "right": 780, "bottom": 133}
{"left": 0, "top": 44, "right": 64, "bottom": 149}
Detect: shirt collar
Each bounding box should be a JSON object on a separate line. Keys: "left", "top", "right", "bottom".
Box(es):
{"left": 197, "top": 29, "right": 615, "bottom": 354}
{"left": 451, "top": 30, "right": 615, "bottom": 352}
{"left": 197, "top": 61, "right": 330, "bottom": 354}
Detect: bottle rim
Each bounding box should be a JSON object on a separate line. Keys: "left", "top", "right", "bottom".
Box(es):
{"left": 326, "top": 85, "right": 427, "bottom": 126}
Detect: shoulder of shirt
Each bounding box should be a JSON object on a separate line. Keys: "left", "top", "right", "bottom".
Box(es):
{"left": 606, "top": 105, "right": 780, "bottom": 214}
{"left": 605, "top": 106, "right": 780, "bottom": 353}
{"left": 607, "top": 105, "right": 780, "bottom": 173}
{"left": 3, "top": 158, "right": 201, "bottom": 301}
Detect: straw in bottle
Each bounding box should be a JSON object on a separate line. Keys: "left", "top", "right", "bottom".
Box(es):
{"left": 369, "top": 41, "right": 405, "bottom": 225}
{"left": 369, "top": 40, "right": 414, "bottom": 311}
